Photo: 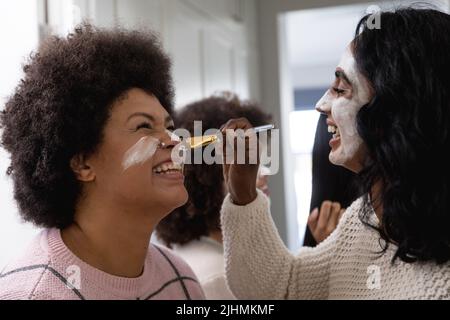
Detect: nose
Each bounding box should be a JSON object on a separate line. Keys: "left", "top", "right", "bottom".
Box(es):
{"left": 315, "top": 105, "right": 328, "bottom": 116}
{"left": 158, "top": 130, "right": 180, "bottom": 149}
{"left": 315, "top": 90, "right": 332, "bottom": 115}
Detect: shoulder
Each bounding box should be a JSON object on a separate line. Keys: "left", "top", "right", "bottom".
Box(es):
{"left": 151, "top": 244, "right": 197, "bottom": 277}
{"left": 412, "top": 261, "right": 450, "bottom": 299}
{"left": 149, "top": 244, "right": 205, "bottom": 299}
{"left": 0, "top": 230, "right": 51, "bottom": 299}
{"left": 318, "top": 196, "right": 372, "bottom": 250}
{"left": 342, "top": 196, "right": 366, "bottom": 220}
{"left": 337, "top": 196, "right": 373, "bottom": 232}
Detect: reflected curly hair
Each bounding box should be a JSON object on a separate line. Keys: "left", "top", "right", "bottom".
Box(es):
{"left": 0, "top": 24, "right": 174, "bottom": 228}
{"left": 156, "top": 93, "right": 272, "bottom": 247}
{"left": 354, "top": 8, "right": 450, "bottom": 263}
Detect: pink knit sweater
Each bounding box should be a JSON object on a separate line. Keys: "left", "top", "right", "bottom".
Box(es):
{"left": 0, "top": 228, "right": 205, "bottom": 300}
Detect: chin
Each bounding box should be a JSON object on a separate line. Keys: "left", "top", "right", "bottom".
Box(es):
{"left": 331, "top": 152, "right": 363, "bottom": 173}
{"left": 329, "top": 150, "right": 345, "bottom": 166}
{"left": 175, "top": 190, "right": 189, "bottom": 207}
{"left": 162, "top": 187, "right": 189, "bottom": 209}
{"left": 329, "top": 150, "right": 357, "bottom": 172}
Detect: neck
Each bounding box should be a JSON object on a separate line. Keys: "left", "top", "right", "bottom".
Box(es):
{"left": 370, "top": 180, "right": 384, "bottom": 223}
{"left": 61, "top": 192, "right": 163, "bottom": 278}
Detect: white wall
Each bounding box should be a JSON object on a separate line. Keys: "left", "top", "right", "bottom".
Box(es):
{"left": 287, "top": 0, "right": 450, "bottom": 90}
{"left": 63, "top": 0, "right": 261, "bottom": 107}
{"left": 286, "top": 3, "right": 373, "bottom": 90}
{"left": 0, "top": 1, "right": 41, "bottom": 269}
{"left": 165, "top": 0, "right": 261, "bottom": 107}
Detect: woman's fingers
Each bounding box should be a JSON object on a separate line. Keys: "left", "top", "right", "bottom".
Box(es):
{"left": 317, "top": 201, "right": 332, "bottom": 233}
{"left": 310, "top": 201, "right": 345, "bottom": 244}
{"left": 328, "top": 202, "right": 342, "bottom": 233}
{"left": 307, "top": 207, "right": 319, "bottom": 231}
{"left": 220, "top": 117, "right": 253, "bottom": 132}
{"left": 221, "top": 117, "right": 258, "bottom": 164}
{"left": 220, "top": 117, "right": 259, "bottom": 206}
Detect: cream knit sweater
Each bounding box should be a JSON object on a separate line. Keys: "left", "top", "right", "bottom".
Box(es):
{"left": 220, "top": 190, "right": 450, "bottom": 300}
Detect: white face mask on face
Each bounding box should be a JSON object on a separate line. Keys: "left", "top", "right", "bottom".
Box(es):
{"left": 315, "top": 47, "right": 372, "bottom": 169}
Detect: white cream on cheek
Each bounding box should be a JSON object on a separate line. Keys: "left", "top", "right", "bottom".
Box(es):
{"left": 122, "top": 136, "right": 160, "bottom": 170}
{"left": 337, "top": 49, "right": 371, "bottom": 105}
{"left": 331, "top": 98, "right": 363, "bottom": 164}
{"left": 330, "top": 48, "right": 372, "bottom": 165}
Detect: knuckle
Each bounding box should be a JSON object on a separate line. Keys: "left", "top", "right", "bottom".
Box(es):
{"left": 321, "top": 201, "right": 332, "bottom": 210}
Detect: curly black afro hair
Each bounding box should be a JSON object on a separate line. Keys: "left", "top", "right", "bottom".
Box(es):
{"left": 0, "top": 24, "right": 174, "bottom": 228}
{"left": 156, "top": 93, "right": 272, "bottom": 247}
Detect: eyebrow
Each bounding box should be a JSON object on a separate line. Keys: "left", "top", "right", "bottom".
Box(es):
{"left": 335, "top": 70, "right": 352, "bottom": 86}
{"left": 127, "top": 112, "right": 173, "bottom": 124}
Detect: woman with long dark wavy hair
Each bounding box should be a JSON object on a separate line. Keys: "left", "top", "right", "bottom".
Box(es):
{"left": 219, "top": 8, "right": 450, "bottom": 299}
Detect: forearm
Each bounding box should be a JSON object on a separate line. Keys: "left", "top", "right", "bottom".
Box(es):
{"left": 221, "top": 190, "right": 293, "bottom": 299}
{"left": 221, "top": 189, "right": 341, "bottom": 299}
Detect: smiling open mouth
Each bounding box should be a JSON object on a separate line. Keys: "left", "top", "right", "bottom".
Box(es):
{"left": 328, "top": 125, "right": 341, "bottom": 139}
{"left": 152, "top": 161, "right": 183, "bottom": 174}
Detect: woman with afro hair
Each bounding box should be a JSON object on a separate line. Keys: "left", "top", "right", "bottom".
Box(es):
{"left": 0, "top": 24, "right": 204, "bottom": 300}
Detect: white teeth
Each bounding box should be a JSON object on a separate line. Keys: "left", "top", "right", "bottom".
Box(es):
{"left": 172, "top": 163, "right": 182, "bottom": 170}
{"left": 152, "top": 162, "right": 182, "bottom": 173}
{"left": 328, "top": 125, "right": 337, "bottom": 134}
{"left": 328, "top": 125, "right": 341, "bottom": 137}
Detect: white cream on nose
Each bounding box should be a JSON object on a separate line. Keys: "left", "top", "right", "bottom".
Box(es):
{"left": 315, "top": 89, "right": 333, "bottom": 113}
{"left": 122, "top": 130, "right": 184, "bottom": 171}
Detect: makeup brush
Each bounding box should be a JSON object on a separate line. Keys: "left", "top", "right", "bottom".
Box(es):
{"left": 186, "top": 124, "right": 274, "bottom": 149}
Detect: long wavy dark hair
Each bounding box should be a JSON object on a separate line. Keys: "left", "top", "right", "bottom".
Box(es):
{"left": 353, "top": 8, "right": 450, "bottom": 264}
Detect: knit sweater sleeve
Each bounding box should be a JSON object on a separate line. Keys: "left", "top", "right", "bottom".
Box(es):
{"left": 221, "top": 189, "right": 346, "bottom": 300}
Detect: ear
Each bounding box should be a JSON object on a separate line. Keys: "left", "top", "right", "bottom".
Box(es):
{"left": 70, "top": 154, "right": 96, "bottom": 182}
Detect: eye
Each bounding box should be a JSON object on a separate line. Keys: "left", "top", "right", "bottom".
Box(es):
{"left": 136, "top": 122, "right": 152, "bottom": 130}
{"left": 332, "top": 87, "right": 346, "bottom": 96}
{"left": 166, "top": 125, "right": 175, "bottom": 131}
